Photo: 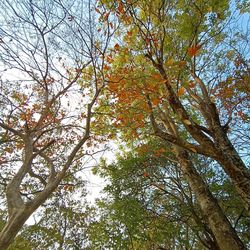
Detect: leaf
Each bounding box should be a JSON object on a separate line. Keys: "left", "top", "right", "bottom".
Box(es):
{"left": 103, "top": 12, "right": 110, "bottom": 21}
{"left": 189, "top": 81, "right": 196, "bottom": 88}
{"left": 165, "top": 58, "right": 174, "bottom": 66}
{"left": 5, "top": 147, "right": 13, "bottom": 153}
{"left": 152, "top": 73, "right": 162, "bottom": 80}
{"left": 118, "top": 2, "right": 124, "bottom": 14}
{"left": 127, "top": 30, "right": 133, "bottom": 36}
{"left": 190, "top": 147, "right": 197, "bottom": 153}
{"left": 177, "top": 86, "right": 185, "bottom": 96}
{"left": 143, "top": 172, "right": 150, "bottom": 177}
{"left": 114, "top": 43, "right": 120, "bottom": 50}
{"left": 178, "top": 60, "right": 186, "bottom": 68}
{"left": 183, "top": 119, "right": 192, "bottom": 125}
{"left": 187, "top": 44, "right": 201, "bottom": 57}
{"left": 152, "top": 98, "right": 160, "bottom": 106}
{"left": 16, "top": 143, "right": 24, "bottom": 149}
{"left": 103, "top": 64, "right": 110, "bottom": 70}
{"left": 95, "top": 7, "right": 101, "bottom": 14}
{"left": 145, "top": 37, "right": 151, "bottom": 44}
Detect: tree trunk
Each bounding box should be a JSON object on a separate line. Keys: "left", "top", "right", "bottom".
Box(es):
{"left": 0, "top": 178, "right": 61, "bottom": 249}
{"left": 0, "top": 206, "right": 33, "bottom": 249}
{"left": 176, "top": 148, "right": 246, "bottom": 250}
{"left": 214, "top": 133, "right": 250, "bottom": 215}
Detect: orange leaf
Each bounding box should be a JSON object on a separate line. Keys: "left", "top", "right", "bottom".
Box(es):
{"left": 183, "top": 119, "right": 192, "bottom": 125}
{"left": 114, "top": 43, "right": 120, "bottom": 50}
{"left": 16, "top": 143, "right": 24, "bottom": 149}
{"left": 152, "top": 73, "right": 162, "bottom": 80}
{"left": 143, "top": 172, "right": 150, "bottom": 177}
{"left": 152, "top": 98, "right": 160, "bottom": 106}
{"left": 190, "top": 147, "right": 197, "bottom": 153}
{"left": 187, "top": 44, "right": 201, "bottom": 57}
{"left": 103, "top": 64, "right": 110, "bottom": 70}
{"left": 118, "top": 2, "right": 124, "bottom": 14}
{"left": 95, "top": 7, "right": 100, "bottom": 14}
{"left": 107, "top": 56, "right": 114, "bottom": 63}
{"left": 127, "top": 30, "right": 133, "bottom": 36}
{"left": 145, "top": 37, "right": 151, "bottom": 44}
{"left": 177, "top": 86, "right": 185, "bottom": 96}
{"left": 178, "top": 60, "right": 186, "bottom": 68}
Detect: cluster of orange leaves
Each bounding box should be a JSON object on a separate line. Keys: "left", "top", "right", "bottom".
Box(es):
{"left": 106, "top": 68, "right": 167, "bottom": 136}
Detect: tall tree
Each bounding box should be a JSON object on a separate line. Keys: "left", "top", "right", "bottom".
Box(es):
{"left": 94, "top": 0, "right": 249, "bottom": 248}
{"left": 100, "top": 0, "right": 250, "bottom": 214}
{"left": 89, "top": 141, "right": 249, "bottom": 249}
{"left": 0, "top": 0, "right": 115, "bottom": 248}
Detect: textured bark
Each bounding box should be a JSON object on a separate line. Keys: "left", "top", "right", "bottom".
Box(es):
{"left": 0, "top": 207, "right": 32, "bottom": 249}
{"left": 176, "top": 148, "right": 246, "bottom": 250}
{"left": 156, "top": 67, "right": 250, "bottom": 215}
{"left": 213, "top": 132, "right": 250, "bottom": 215}
{"left": 185, "top": 199, "right": 220, "bottom": 250}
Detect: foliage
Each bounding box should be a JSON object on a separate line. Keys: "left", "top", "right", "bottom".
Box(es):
{"left": 88, "top": 140, "right": 249, "bottom": 249}
{"left": 0, "top": 0, "right": 249, "bottom": 248}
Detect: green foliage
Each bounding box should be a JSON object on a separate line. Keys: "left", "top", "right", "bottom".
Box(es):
{"left": 88, "top": 138, "right": 250, "bottom": 248}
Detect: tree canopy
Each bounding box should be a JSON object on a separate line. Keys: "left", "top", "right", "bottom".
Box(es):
{"left": 0, "top": 0, "right": 249, "bottom": 249}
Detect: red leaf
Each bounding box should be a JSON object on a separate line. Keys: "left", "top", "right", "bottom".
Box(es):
{"left": 189, "top": 81, "right": 196, "bottom": 88}
{"left": 118, "top": 2, "right": 124, "bottom": 14}
{"left": 187, "top": 44, "right": 201, "bottom": 57}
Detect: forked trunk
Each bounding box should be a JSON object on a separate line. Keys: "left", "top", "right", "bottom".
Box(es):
{"left": 176, "top": 148, "right": 246, "bottom": 250}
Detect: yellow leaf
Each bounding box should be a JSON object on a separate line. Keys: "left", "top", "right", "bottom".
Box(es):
{"left": 183, "top": 119, "right": 192, "bottom": 125}
{"left": 5, "top": 147, "right": 13, "bottom": 153}
{"left": 165, "top": 58, "right": 174, "bottom": 66}
{"left": 178, "top": 61, "right": 186, "bottom": 68}
{"left": 190, "top": 147, "right": 197, "bottom": 153}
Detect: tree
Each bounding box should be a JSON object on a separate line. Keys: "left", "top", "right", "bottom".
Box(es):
{"left": 8, "top": 187, "right": 91, "bottom": 250}
{"left": 0, "top": 0, "right": 115, "bottom": 248}
{"left": 94, "top": 0, "right": 249, "bottom": 248}
{"left": 0, "top": 0, "right": 249, "bottom": 248}
{"left": 102, "top": 0, "right": 250, "bottom": 213}
{"left": 89, "top": 140, "right": 249, "bottom": 249}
